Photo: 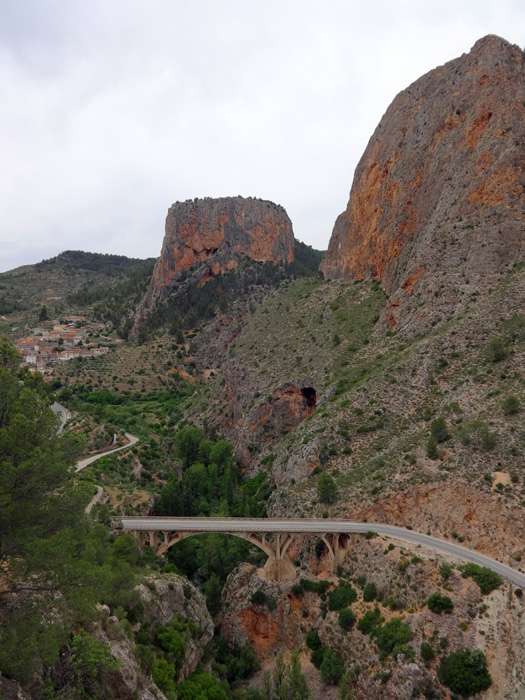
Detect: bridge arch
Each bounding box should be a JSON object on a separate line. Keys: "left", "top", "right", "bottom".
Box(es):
{"left": 134, "top": 528, "right": 353, "bottom": 581}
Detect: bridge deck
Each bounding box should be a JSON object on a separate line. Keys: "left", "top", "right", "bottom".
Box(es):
{"left": 120, "top": 517, "right": 525, "bottom": 588}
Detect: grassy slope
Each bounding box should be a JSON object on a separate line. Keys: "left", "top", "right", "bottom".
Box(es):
{"left": 194, "top": 265, "right": 525, "bottom": 557}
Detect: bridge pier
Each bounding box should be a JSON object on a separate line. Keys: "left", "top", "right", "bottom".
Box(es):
{"left": 126, "top": 523, "right": 358, "bottom": 581}
{"left": 262, "top": 533, "right": 296, "bottom": 582}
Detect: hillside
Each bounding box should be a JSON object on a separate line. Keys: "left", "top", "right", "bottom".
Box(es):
{"left": 321, "top": 35, "right": 525, "bottom": 336}
{"left": 1, "top": 33, "right": 525, "bottom": 700}
{"left": 0, "top": 250, "right": 154, "bottom": 336}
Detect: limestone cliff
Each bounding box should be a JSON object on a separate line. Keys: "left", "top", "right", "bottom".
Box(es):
{"left": 133, "top": 196, "right": 294, "bottom": 335}
{"left": 320, "top": 35, "right": 525, "bottom": 333}
{"left": 221, "top": 536, "right": 525, "bottom": 699}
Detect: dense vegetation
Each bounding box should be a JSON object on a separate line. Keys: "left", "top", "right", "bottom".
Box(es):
{"left": 0, "top": 337, "right": 274, "bottom": 699}
{"left": 135, "top": 243, "right": 324, "bottom": 343}
{"left": 66, "top": 259, "right": 156, "bottom": 337}
{"left": 0, "top": 337, "right": 145, "bottom": 694}
{"left": 37, "top": 250, "right": 153, "bottom": 274}
{"left": 155, "top": 426, "right": 274, "bottom": 583}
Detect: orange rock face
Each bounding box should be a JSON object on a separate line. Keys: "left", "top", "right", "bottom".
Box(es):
{"left": 320, "top": 35, "right": 525, "bottom": 333}
{"left": 133, "top": 197, "right": 294, "bottom": 334}
{"left": 355, "top": 480, "right": 525, "bottom": 565}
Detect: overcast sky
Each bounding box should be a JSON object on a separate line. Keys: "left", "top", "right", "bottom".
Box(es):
{"left": 0, "top": 1, "right": 523, "bottom": 272}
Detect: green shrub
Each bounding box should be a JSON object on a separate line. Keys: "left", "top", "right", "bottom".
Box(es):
{"left": 317, "top": 473, "right": 337, "bottom": 504}
{"left": 338, "top": 608, "right": 356, "bottom": 630}
{"left": 459, "top": 420, "right": 497, "bottom": 451}
{"left": 439, "top": 649, "right": 492, "bottom": 695}
{"left": 250, "top": 590, "right": 267, "bottom": 605}
{"left": 310, "top": 647, "right": 325, "bottom": 669}
{"left": 301, "top": 579, "right": 331, "bottom": 595}
{"left": 462, "top": 563, "right": 502, "bottom": 594}
{"left": 306, "top": 629, "right": 321, "bottom": 650}
{"left": 364, "top": 531, "right": 378, "bottom": 539}
{"left": 357, "top": 607, "right": 381, "bottom": 635}
{"left": 426, "top": 435, "right": 438, "bottom": 459}
{"left": 328, "top": 584, "right": 357, "bottom": 611}
{"left": 291, "top": 583, "right": 303, "bottom": 596}
{"left": 502, "top": 395, "right": 520, "bottom": 415}
{"left": 440, "top": 563, "right": 452, "bottom": 580}
{"left": 363, "top": 582, "right": 377, "bottom": 602}
{"left": 398, "top": 559, "right": 410, "bottom": 573}
{"left": 420, "top": 642, "right": 435, "bottom": 665}
{"left": 320, "top": 648, "right": 344, "bottom": 684}
{"left": 430, "top": 417, "right": 449, "bottom": 443}
{"left": 486, "top": 338, "right": 506, "bottom": 363}
{"left": 152, "top": 658, "right": 177, "bottom": 695}
{"left": 373, "top": 617, "right": 412, "bottom": 659}
{"left": 427, "top": 593, "right": 454, "bottom": 614}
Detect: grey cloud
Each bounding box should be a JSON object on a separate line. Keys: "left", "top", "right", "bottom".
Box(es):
{"left": 0, "top": 0, "right": 523, "bottom": 272}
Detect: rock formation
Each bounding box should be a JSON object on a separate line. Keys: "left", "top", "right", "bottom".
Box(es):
{"left": 320, "top": 35, "right": 525, "bottom": 333}
{"left": 133, "top": 196, "right": 294, "bottom": 335}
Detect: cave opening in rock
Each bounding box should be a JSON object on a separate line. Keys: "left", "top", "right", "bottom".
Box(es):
{"left": 301, "top": 387, "right": 317, "bottom": 409}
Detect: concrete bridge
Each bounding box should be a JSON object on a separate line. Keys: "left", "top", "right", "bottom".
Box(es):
{"left": 120, "top": 516, "right": 525, "bottom": 586}
{"left": 121, "top": 516, "right": 358, "bottom": 580}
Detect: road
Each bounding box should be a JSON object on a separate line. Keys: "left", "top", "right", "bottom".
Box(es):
{"left": 85, "top": 485, "right": 104, "bottom": 514}
{"left": 76, "top": 433, "right": 140, "bottom": 472}
{"left": 51, "top": 402, "right": 70, "bottom": 433}
{"left": 120, "top": 516, "right": 525, "bottom": 589}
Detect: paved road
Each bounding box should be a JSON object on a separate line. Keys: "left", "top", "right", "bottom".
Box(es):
{"left": 120, "top": 516, "right": 525, "bottom": 589}
{"left": 85, "top": 485, "right": 104, "bottom": 514}
{"left": 76, "top": 433, "right": 139, "bottom": 472}
{"left": 51, "top": 402, "right": 70, "bottom": 433}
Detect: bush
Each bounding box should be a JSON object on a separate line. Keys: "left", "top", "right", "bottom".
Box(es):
{"left": 328, "top": 584, "right": 357, "bottom": 611}
{"left": 320, "top": 648, "right": 344, "bottom": 684}
{"left": 462, "top": 563, "right": 502, "bottom": 594}
{"left": 306, "top": 629, "right": 321, "bottom": 650}
{"left": 373, "top": 618, "right": 412, "bottom": 659}
{"left": 310, "top": 647, "right": 325, "bottom": 669}
{"left": 357, "top": 607, "right": 381, "bottom": 635}
{"left": 363, "top": 582, "right": 377, "bottom": 602}
{"left": 440, "top": 563, "right": 452, "bottom": 580}
{"left": 301, "top": 579, "right": 331, "bottom": 595}
{"left": 290, "top": 582, "right": 303, "bottom": 596}
{"left": 430, "top": 417, "right": 449, "bottom": 443}
{"left": 459, "top": 420, "right": 497, "bottom": 452}
{"left": 427, "top": 593, "right": 454, "bottom": 614}
{"left": 486, "top": 338, "right": 506, "bottom": 362}
{"left": 439, "top": 649, "right": 492, "bottom": 695}
{"left": 420, "top": 642, "right": 435, "bottom": 665}
{"left": 317, "top": 473, "right": 337, "bottom": 504}
{"left": 266, "top": 596, "right": 277, "bottom": 611}
{"left": 250, "top": 590, "right": 267, "bottom": 606}
{"left": 426, "top": 435, "right": 438, "bottom": 459}
{"left": 338, "top": 608, "right": 356, "bottom": 630}
{"left": 152, "top": 658, "right": 177, "bottom": 695}
{"left": 502, "top": 395, "right": 520, "bottom": 415}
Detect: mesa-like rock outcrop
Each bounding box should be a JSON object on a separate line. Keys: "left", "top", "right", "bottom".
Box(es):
{"left": 132, "top": 196, "right": 294, "bottom": 336}
{"left": 320, "top": 35, "right": 525, "bottom": 333}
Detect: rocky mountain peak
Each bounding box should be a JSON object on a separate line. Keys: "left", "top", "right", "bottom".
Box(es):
{"left": 132, "top": 196, "right": 294, "bottom": 335}
{"left": 320, "top": 35, "right": 524, "bottom": 333}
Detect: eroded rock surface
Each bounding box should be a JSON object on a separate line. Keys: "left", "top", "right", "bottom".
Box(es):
{"left": 321, "top": 35, "right": 525, "bottom": 333}
{"left": 91, "top": 574, "right": 213, "bottom": 700}
{"left": 133, "top": 197, "right": 294, "bottom": 336}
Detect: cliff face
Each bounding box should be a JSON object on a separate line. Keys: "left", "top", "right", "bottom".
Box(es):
{"left": 133, "top": 197, "right": 294, "bottom": 333}
{"left": 320, "top": 35, "right": 525, "bottom": 332}
{"left": 221, "top": 540, "right": 525, "bottom": 699}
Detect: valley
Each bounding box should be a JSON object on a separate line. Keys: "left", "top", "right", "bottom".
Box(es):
{"left": 1, "top": 33, "right": 524, "bottom": 700}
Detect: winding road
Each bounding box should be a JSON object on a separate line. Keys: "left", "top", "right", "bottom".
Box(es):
{"left": 53, "top": 401, "right": 523, "bottom": 588}
{"left": 51, "top": 402, "right": 70, "bottom": 433}
{"left": 76, "top": 432, "right": 140, "bottom": 472}
{"left": 120, "top": 516, "right": 525, "bottom": 589}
